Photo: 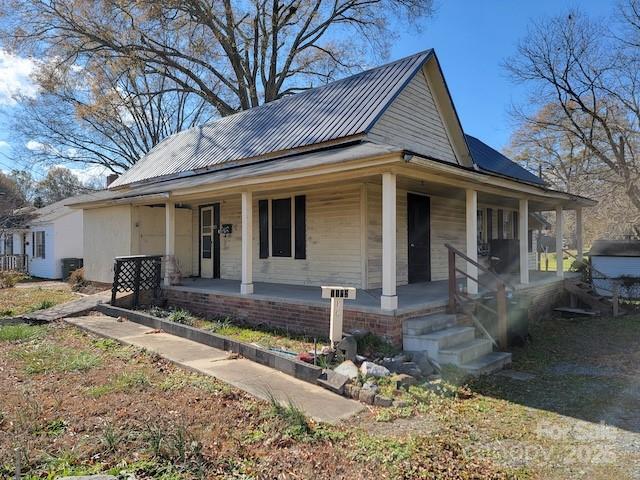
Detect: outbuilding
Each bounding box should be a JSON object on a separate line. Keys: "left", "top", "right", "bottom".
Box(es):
{"left": 589, "top": 239, "right": 640, "bottom": 297}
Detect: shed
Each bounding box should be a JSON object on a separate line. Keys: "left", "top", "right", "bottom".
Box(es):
{"left": 589, "top": 239, "right": 640, "bottom": 298}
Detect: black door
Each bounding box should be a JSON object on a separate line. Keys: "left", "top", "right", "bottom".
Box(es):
{"left": 407, "top": 193, "right": 430, "bottom": 283}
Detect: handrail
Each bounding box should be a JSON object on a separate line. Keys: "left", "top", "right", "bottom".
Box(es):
{"left": 445, "top": 243, "right": 510, "bottom": 348}
{"left": 444, "top": 243, "right": 516, "bottom": 290}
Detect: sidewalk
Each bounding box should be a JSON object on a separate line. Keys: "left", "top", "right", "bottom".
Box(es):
{"left": 65, "top": 315, "right": 364, "bottom": 423}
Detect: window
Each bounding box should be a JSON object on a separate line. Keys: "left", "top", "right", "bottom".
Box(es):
{"left": 528, "top": 230, "right": 533, "bottom": 253}
{"left": 503, "top": 211, "right": 512, "bottom": 239}
{"left": 258, "top": 196, "right": 306, "bottom": 259}
{"left": 34, "top": 231, "right": 45, "bottom": 259}
{"left": 271, "top": 198, "right": 292, "bottom": 257}
{"left": 3, "top": 234, "right": 13, "bottom": 255}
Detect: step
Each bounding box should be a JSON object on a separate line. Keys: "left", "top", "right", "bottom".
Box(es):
{"left": 460, "top": 351, "right": 512, "bottom": 376}
{"left": 438, "top": 338, "right": 493, "bottom": 366}
{"left": 403, "top": 313, "right": 458, "bottom": 336}
{"left": 403, "top": 326, "right": 476, "bottom": 355}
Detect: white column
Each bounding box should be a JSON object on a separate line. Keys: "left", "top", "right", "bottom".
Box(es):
{"left": 164, "top": 201, "right": 176, "bottom": 286}
{"left": 519, "top": 198, "right": 529, "bottom": 284}
{"left": 556, "top": 205, "right": 564, "bottom": 278}
{"left": 576, "top": 207, "right": 583, "bottom": 262}
{"left": 381, "top": 172, "right": 398, "bottom": 310}
{"left": 465, "top": 189, "right": 478, "bottom": 295}
{"left": 241, "top": 191, "right": 254, "bottom": 294}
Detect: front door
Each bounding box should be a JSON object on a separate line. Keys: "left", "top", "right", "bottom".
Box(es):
{"left": 407, "top": 193, "right": 431, "bottom": 283}
{"left": 200, "top": 204, "right": 220, "bottom": 278}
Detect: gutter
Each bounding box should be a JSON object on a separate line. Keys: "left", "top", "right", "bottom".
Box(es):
{"left": 66, "top": 192, "right": 170, "bottom": 210}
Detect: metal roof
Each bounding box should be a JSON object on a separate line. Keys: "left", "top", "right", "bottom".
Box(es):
{"left": 464, "top": 134, "right": 545, "bottom": 186}
{"left": 110, "top": 50, "right": 433, "bottom": 188}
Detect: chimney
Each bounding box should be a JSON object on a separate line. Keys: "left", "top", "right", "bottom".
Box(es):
{"left": 106, "top": 174, "right": 119, "bottom": 187}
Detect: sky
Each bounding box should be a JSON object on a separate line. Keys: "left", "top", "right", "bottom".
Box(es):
{"left": 0, "top": 0, "right": 618, "bottom": 179}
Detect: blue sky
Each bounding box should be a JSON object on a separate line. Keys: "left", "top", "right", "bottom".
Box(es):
{"left": 0, "top": 0, "right": 616, "bottom": 177}
{"left": 393, "top": 0, "right": 615, "bottom": 149}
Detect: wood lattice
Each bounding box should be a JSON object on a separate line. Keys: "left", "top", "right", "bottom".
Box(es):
{"left": 111, "top": 255, "right": 162, "bottom": 307}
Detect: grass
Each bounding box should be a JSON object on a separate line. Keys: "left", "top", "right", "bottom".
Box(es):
{"left": 0, "top": 286, "right": 77, "bottom": 318}
{"left": 0, "top": 324, "right": 46, "bottom": 342}
{"left": 11, "top": 343, "right": 101, "bottom": 374}
{"left": 539, "top": 250, "right": 576, "bottom": 272}
{"left": 87, "top": 371, "right": 151, "bottom": 398}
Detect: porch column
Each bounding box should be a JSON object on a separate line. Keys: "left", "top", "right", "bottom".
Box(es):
{"left": 164, "top": 201, "right": 176, "bottom": 286}
{"left": 465, "top": 189, "right": 478, "bottom": 295}
{"left": 240, "top": 191, "right": 254, "bottom": 295}
{"left": 519, "top": 198, "right": 529, "bottom": 284}
{"left": 576, "top": 207, "right": 584, "bottom": 262}
{"left": 556, "top": 205, "right": 564, "bottom": 278}
{"left": 381, "top": 172, "right": 398, "bottom": 311}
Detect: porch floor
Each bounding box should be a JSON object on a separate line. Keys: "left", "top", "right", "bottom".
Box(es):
{"left": 171, "top": 270, "right": 570, "bottom": 314}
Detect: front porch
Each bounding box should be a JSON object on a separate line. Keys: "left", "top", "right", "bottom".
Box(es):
{"left": 172, "top": 270, "right": 567, "bottom": 314}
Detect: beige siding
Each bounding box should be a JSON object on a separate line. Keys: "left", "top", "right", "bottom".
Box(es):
{"left": 366, "top": 184, "right": 409, "bottom": 289}
{"left": 430, "top": 196, "right": 466, "bottom": 281}
{"left": 368, "top": 68, "right": 457, "bottom": 164}
{"left": 190, "top": 185, "right": 364, "bottom": 287}
{"left": 133, "top": 206, "right": 193, "bottom": 276}
{"left": 83, "top": 205, "right": 133, "bottom": 283}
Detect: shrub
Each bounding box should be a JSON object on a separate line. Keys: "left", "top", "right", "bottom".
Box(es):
{"left": 167, "top": 308, "right": 195, "bottom": 326}
{"left": 68, "top": 267, "right": 88, "bottom": 292}
{"left": 0, "top": 271, "right": 28, "bottom": 289}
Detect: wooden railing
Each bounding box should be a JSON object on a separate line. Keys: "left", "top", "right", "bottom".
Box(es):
{"left": 445, "top": 243, "right": 514, "bottom": 348}
{"left": 0, "top": 254, "right": 28, "bottom": 273}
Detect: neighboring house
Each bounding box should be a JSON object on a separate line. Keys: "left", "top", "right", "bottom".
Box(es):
{"left": 68, "top": 50, "right": 595, "bottom": 367}
{"left": 0, "top": 196, "right": 86, "bottom": 279}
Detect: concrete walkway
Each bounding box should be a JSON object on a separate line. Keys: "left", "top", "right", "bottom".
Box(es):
{"left": 18, "top": 290, "right": 111, "bottom": 322}
{"left": 65, "top": 315, "right": 363, "bottom": 423}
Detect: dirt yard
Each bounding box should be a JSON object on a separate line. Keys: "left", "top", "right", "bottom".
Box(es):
{"left": 0, "top": 313, "right": 639, "bottom": 479}
{"left": 0, "top": 280, "right": 78, "bottom": 318}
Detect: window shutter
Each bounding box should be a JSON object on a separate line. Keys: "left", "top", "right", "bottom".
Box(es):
{"left": 294, "top": 195, "right": 306, "bottom": 259}
{"left": 32, "top": 232, "right": 35, "bottom": 257}
{"left": 486, "top": 208, "right": 493, "bottom": 241}
{"left": 258, "top": 200, "right": 269, "bottom": 258}
{"left": 513, "top": 211, "right": 519, "bottom": 239}
{"left": 271, "top": 198, "right": 292, "bottom": 257}
{"left": 497, "top": 210, "right": 504, "bottom": 239}
{"left": 41, "top": 232, "right": 45, "bottom": 259}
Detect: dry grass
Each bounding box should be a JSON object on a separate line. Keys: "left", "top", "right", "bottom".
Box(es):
{"left": 0, "top": 284, "right": 77, "bottom": 318}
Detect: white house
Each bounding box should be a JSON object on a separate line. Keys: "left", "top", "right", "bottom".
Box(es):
{"left": 68, "top": 50, "right": 596, "bottom": 372}
{"left": 0, "top": 195, "right": 86, "bottom": 279}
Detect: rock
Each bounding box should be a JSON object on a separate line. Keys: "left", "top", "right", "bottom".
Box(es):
{"left": 355, "top": 354, "right": 367, "bottom": 363}
{"left": 348, "top": 328, "right": 370, "bottom": 339}
{"left": 297, "top": 352, "right": 314, "bottom": 364}
{"left": 391, "top": 373, "right": 417, "bottom": 389}
{"left": 336, "top": 335, "right": 358, "bottom": 361}
{"left": 415, "top": 356, "right": 436, "bottom": 376}
{"left": 392, "top": 399, "right": 410, "bottom": 408}
{"left": 360, "top": 361, "right": 390, "bottom": 378}
{"left": 358, "top": 388, "right": 376, "bottom": 404}
{"left": 317, "top": 370, "right": 350, "bottom": 395}
{"left": 373, "top": 395, "right": 393, "bottom": 407}
{"left": 348, "top": 385, "right": 361, "bottom": 400}
{"left": 334, "top": 360, "right": 359, "bottom": 379}
{"left": 362, "top": 379, "right": 379, "bottom": 393}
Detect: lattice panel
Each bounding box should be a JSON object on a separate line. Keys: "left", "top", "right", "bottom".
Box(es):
{"left": 111, "top": 255, "right": 162, "bottom": 307}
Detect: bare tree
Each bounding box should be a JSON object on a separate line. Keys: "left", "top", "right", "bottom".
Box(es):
{"left": 2, "top": 0, "right": 434, "bottom": 116}
{"left": 11, "top": 61, "right": 211, "bottom": 173}
{"left": 507, "top": 7, "right": 640, "bottom": 220}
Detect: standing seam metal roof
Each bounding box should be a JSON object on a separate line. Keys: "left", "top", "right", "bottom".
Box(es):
{"left": 109, "top": 50, "right": 433, "bottom": 188}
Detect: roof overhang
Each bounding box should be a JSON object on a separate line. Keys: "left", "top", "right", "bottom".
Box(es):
{"left": 67, "top": 192, "right": 171, "bottom": 210}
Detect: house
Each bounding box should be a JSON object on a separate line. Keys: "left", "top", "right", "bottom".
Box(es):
{"left": 0, "top": 196, "right": 85, "bottom": 279}
{"left": 68, "top": 50, "right": 594, "bottom": 370}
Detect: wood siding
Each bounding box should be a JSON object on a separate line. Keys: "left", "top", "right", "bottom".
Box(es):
{"left": 368, "top": 67, "right": 457, "bottom": 164}
{"left": 190, "top": 185, "right": 363, "bottom": 287}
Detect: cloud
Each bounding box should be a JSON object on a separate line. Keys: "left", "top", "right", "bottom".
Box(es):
{"left": 0, "top": 50, "right": 38, "bottom": 105}
{"left": 26, "top": 139, "right": 46, "bottom": 151}
{"left": 55, "top": 163, "right": 108, "bottom": 186}
{"left": 0, "top": 140, "right": 9, "bottom": 149}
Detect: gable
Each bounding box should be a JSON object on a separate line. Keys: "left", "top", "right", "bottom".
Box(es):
{"left": 367, "top": 66, "right": 458, "bottom": 164}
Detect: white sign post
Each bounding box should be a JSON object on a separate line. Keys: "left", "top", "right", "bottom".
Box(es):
{"left": 321, "top": 286, "right": 357, "bottom": 347}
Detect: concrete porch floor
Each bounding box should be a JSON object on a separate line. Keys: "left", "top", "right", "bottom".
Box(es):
{"left": 170, "top": 270, "right": 570, "bottom": 314}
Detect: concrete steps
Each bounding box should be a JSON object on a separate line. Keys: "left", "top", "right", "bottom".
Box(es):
{"left": 403, "top": 312, "right": 511, "bottom": 376}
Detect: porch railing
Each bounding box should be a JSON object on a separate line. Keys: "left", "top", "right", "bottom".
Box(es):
{"left": 445, "top": 243, "right": 514, "bottom": 348}
{"left": 0, "top": 254, "right": 28, "bottom": 273}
